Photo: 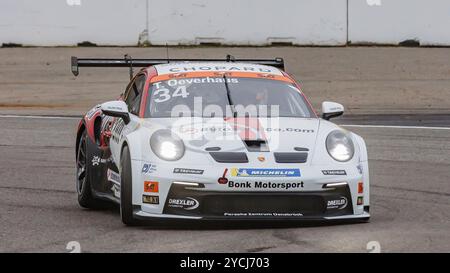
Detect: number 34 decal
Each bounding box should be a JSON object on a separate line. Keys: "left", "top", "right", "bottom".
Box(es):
{"left": 154, "top": 86, "right": 189, "bottom": 103}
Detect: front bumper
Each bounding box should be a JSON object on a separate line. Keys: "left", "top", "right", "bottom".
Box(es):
{"left": 132, "top": 160, "right": 370, "bottom": 222}
{"left": 134, "top": 182, "right": 370, "bottom": 221}
{"left": 133, "top": 210, "right": 371, "bottom": 222}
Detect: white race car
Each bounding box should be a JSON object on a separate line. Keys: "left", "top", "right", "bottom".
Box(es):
{"left": 73, "top": 56, "right": 370, "bottom": 225}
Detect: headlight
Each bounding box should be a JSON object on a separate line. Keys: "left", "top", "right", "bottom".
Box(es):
{"left": 150, "top": 129, "right": 185, "bottom": 161}
{"left": 326, "top": 130, "right": 354, "bottom": 162}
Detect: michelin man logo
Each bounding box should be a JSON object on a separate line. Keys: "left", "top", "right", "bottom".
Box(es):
{"left": 66, "top": 241, "right": 81, "bottom": 253}
{"left": 238, "top": 169, "right": 250, "bottom": 176}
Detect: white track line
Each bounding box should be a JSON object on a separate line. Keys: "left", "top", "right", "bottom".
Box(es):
{"left": 341, "top": 124, "right": 450, "bottom": 130}
{"left": 1, "top": 114, "right": 449, "bottom": 130}
{"left": 0, "top": 114, "right": 80, "bottom": 120}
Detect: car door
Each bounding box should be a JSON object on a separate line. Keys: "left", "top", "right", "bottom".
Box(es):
{"left": 109, "top": 73, "right": 147, "bottom": 166}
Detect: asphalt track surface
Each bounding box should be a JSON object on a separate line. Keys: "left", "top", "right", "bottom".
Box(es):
{"left": 0, "top": 47, "right": 449, "bottom": 252}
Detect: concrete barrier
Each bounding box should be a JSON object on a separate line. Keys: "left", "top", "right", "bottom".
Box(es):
{"left": 0, "top": 0, "right": 347, "bottom": 46}
{"left": 0, "top": 0, "right": 147, "bottom": 46}
{"left": 0, "top": 0, "right": 449, "bottom": 46}
{"left": 348, "top": 0, "right": 450, "bottom": 46}
{"left": 146, "top": 0, "right": 347, "bottom": 46}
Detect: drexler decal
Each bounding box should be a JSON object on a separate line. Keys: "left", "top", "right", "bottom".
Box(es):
{"left": 231, "top": 168, "right": 301, "bottom": 177}
{"left": 167, "top": 197, "right": 199, "bottom": 210}
{"left": 326, "top": 197, "right": 348, "bottom": 210}
{"left": 322, "top": 170, "right": 347, "bottom": 175}
{"left": 173, "top": 168, "right": 204, "bottom": 175}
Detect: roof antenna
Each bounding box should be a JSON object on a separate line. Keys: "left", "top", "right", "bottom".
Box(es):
{"left": 165, "top": 43, "right": 170, "bottom": 63}
{"left": 124, "top": 54, "right": 133, "bottom": 80}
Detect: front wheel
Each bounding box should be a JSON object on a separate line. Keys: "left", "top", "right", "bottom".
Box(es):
{"left": 120, "top": 145, "right": 138, "bottom": 226}
{"left": 76, "top": 130, "right": 106, "bottom": 208}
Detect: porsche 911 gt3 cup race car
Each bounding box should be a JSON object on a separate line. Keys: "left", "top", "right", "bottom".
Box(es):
{"left": 72, "top": 55, "right": 370, "bottom": 225}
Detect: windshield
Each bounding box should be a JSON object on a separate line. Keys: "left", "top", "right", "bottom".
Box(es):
{"left": 145, "top": 77, "right": 315, "bottom": 118}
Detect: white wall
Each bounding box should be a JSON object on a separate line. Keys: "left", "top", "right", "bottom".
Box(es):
{"left": 348, "top": 0, "right": 450, "bottom": 46}
{"left": 0, "top": 0, "right": 346, "bottom": 46}
{"left": 147, "top": 0, "right": 347, "bottom": 46}
{"left": 0, "top": 0, "right": 146, "bottom": 46}
{"left": 0, "top": 0, "right": 449, "bottom": 46}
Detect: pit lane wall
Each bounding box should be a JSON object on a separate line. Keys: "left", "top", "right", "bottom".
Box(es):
{"left": 0, "top": 0, "right": 449, "bottom": 46}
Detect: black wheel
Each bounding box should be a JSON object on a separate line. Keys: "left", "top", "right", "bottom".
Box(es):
{"left": 120, "top": 145, "right": 138, "bottom": 226}
{"left": 76, "top": 130, "right": 107, "bottom": 209}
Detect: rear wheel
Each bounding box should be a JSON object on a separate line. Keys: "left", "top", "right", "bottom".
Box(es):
{"left": 76, "top": 130, "right": 107, "bottom": 209}
{"left": 120, "top": 145, "right": 138, "bottom": 226}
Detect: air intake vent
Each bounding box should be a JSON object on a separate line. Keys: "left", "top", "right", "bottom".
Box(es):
{"left": 209, "top": 152, "right": 248, "bottom": 163}
{"left": 274, "top": 152, "right": 308, "bottom": 163}
{"left": 244, "top": 140, "right": 269, "bottom": 152}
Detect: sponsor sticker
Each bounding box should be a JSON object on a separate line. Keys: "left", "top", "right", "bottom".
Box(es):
{"left": 167, "top": 197, "right": 199, "bottom": 210}
{"left": 142, "top": 163, "right": 157, "bottom": 174}
{"left": 111, "top": 184, "right": 120, "bottom": 198}
{"left": 358, "top": 182, "right": 364, "bottom": 194}
{"left": 167, "top": 65, "right": 275, "bottom": 73}
{"left": 144, "top": 181, "right": 159, "bottom": 193}
{"left": 91, "top": 155, "right": 113, "bottom": 166}
{"left": 92, "top": 156, "right": 101, "bottom": 166}
{"left": 357, "top": 196, "right": 364, "bottom": 205}
{"left": 107, "top": 169, "right": 121, "bottom": 184}
{"left": 142, "top": 195, "right": 159, "bottom": 205}
{"left": 326, "top": 197, "right": 348, "bottom": 210}
{"left": 228, "top": 181, "right": 304, "bottom": 190}
{"left": 86, "top": 105, "right": 101, "bottom": 120}
{"left": 110, "top": 119, "right": 125, "bottom": 144}
{"left": 322, "top": 170, "right": 347, "bottom": 175}
{"left": 230, "top": 168, "right": 301, "bottom": 177}
{"left": 357, "top": 164, "right": 363, "bottom": 174}
{"left": 217, "top": 169, "right": 229, "bottom": 184}
{"left": 265, "top": 127, "right": 314, "bottom": 133}
{"left": 173, "top": 168, "right": 204, "bottom": 175}
{"left": 224, "top": 212, "right": 303, "bottom": 217}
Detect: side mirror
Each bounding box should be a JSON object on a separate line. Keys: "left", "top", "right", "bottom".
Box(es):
{"left": 100, "top": 100, "right": 130, "bottom": 124}
{"left": 322, "top": 101, "right": 344, "bottom": 120}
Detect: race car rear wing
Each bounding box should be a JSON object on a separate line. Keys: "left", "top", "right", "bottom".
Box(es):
{"left": 71, "top": 55, "right": 285, "bottom": 78}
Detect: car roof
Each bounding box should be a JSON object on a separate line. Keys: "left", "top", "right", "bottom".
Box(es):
{"left": 151, "top": 62, "right": 284, "bottom": 76}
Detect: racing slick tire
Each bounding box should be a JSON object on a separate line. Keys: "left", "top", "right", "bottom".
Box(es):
{"left": 76, "top": 130, "right": 108, "bottom": 209}
{"left": 120, "top": 145, "right": 138, "bottom": 226}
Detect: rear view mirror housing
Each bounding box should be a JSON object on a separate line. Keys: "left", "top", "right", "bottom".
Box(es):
{"left": 322, "top": 101, "right": 344, "bottom": 120}
{"left": 100, "top": 100, "right": 130, "bottom": 124}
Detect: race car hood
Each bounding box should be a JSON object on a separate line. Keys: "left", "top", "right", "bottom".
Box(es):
{"left": 142, "top": 117, "right": 322, "bottom": 162}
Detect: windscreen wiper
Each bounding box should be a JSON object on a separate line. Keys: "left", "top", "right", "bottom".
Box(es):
{"left": 223, "top": 75, "right": 237, "bottom": 118}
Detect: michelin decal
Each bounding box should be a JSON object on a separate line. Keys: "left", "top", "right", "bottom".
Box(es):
{"left": 231, "top": 168, "right": 301, "bottom": 177}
